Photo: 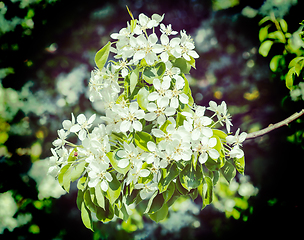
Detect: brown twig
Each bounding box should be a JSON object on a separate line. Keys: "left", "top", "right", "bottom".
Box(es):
{"left": 245, "top": 109, "right": 304, "bottom": 140}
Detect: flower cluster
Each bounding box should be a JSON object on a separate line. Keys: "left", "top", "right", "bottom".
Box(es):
{"left": 48, "top": 12, "right": 246, "bottom": 226}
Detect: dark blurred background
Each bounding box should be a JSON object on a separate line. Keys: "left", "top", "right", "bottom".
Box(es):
{"left": 1, "top": 0, "right": 303, "bottom": 239}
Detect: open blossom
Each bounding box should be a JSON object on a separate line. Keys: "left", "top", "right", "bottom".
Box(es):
{"left": 148, "top": 78, "right": 171, "bottom": 108}
{"left": 208, "top": 101, "right": 233, "bottom": 133}
{"left": 144, "top": 102, "right": 176, "bottom": 126}
{"left": 160, "top": 23, "right": 178, "bottom": 35}
{"left": 163, "top": 61, "right": 181, "bottom": 83}
{"left": 159, "top": 34, "right": 181, "bottom": 62}
{"left": 165, "top": 75, "right": 189, "bottom": 108}
{"left": 132, "top": 33, "right": 164, "bottom": 65}
{"left": 70, "top": 114, "right": 96, "bottom": 141}
{"left": 117, "top": 102, "right": 145, "bottom": 133}
{"left": 126, "top": 161, "right": 150, "bottom": 185}
{"left": 226, "top": 128, "right": 247, "bottom": 147}
{"left": 88, "top": 161, "right": 113, "bottom": 191}
{"left": 192, "top": 137, "right": 220, "bottom": 164}
{"left": 52, "top": 129, "right": 68, "bottom": 149}
{"left": 117, "top": 142, "right": 142, "bottom": 169}
{"left": 180, "top": 30, "right": 199, "bottom": 61}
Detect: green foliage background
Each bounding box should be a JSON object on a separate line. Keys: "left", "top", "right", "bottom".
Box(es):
{"left": 0, "top": 0, "right": 303, "bottom": 239}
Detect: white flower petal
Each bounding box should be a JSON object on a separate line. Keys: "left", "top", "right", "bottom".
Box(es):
{"left": 133, "top": 121, "right": 142, "bottom": 131}
{"left": 70, "top": 124, "right": 81, "bottom": 133}
{"left": 139, "top": 169, "right": 150, "bottom": 177}
{"left": 77, "top": 114, "right": 86, "bottom": 124}
{"left": 120, "top": 120, "right": 131, "bottom": 132}
{"left": 208, "top": 149, "right": 219, "bottom": 160}
{"left": 100, "top": 180, "right": 109, "bottom": 191}
{"left": 88, "top": 114, "right": 96, "bottom": 124}
{"left": 118, "top": 159, "right": 129, "bottom": 168}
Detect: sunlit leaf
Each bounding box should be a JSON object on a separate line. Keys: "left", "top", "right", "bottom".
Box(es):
{"left": 270, "top": 55, "right": 283, "bottom": 72}
{"left": 135, "top": 131, "right": 154, "bottom": 152}
{"left": 107, "top": 151, "right": 130, "bottom": 175}
{"left": 95, "top": 41, "right": 111, "bottom": 70}
{"left": 279, "top": 19, "right": 288, "bottom": 32}
{"left": 81, "top": 202, "right": 93, "bottom": 231}
{"left": 285, "top": 67, "right": 295, "bottom": 90}
{"left": 95, "top": 182, "right": 105, "bottom": 209}
{"left": 259, "top": 40, "right": 273, "bottom": 57}
{"left": 106, "top": 172, "right": 121, "bottom": 204}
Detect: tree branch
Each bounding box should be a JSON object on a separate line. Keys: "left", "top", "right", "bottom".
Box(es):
{"left": 245, "top": 109, "right": 304, "bottom": 140}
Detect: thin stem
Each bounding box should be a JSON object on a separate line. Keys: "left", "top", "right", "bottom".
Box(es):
{"left": 245, "top": 109, "right": 304, "bottom": 140}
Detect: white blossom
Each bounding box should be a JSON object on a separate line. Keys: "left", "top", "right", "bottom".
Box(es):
{"left": 70, "top": 114, "right": 96, "bottom": 141}
{"left": 192, "top": 137, "right": 219, "bottom": 164}
{"left": 88, "top": 161, "right": 113, "bottom": 191}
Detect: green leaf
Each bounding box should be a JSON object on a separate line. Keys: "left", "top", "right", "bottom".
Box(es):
{"left": 189, "top": 188, "right": 198, "bottom": 201}
{"left": 70, "top": 161, "right": 86, "bottom": 181}
{"left": 58, "top": 163, "right": 72, "bottom": 193}
{"left": 259, "top": 40, "right": 273, "bottom": 57}
{"left": 95, "top": 198, "right": 114, "bottom": 223}
{"left": 76, "top": 189, "right": 84, "bottom": 210}
{"left": 202, "top": 176, "right": 213, "bottom": 209}
{"left": 95, "top": 41, "right": 111, "bottom": 70}
{"left": 77, "top": 176, "right": 87, "bottom": 191}
{"left": 158, "top": 162, "right": 179, "bottom": 193}
{"left": 285, "top": 67, "right": 295, "bottom": 90}
{"left": 84, "top": 189, "right": 96, "bottom": 212}
{"left": 137, "top": 87, "right": 149, "bottom": 110}
{"left": 288, "top": 57, "right": 304, "bottom": 68}
{"left": 159, "top": 119, "right": 172, "bottom": 133}
{"left": 173, "top": 58, "right": 191, "bottom": 74}
{"left": 135, "top": 131, "right": 154, "bottom": 152}
{"left": 107, "top": 151, "right": 130, "bottom": 175}
{"left": 268, "top": 31, "right": 285, "bottom": 43}
{"left": 126, "top": 188, "right": 140, "bottom": 205}
{"left": 259, "top": 24, "right": 271, "bottom": 42}
{"left": 142, "top": 62, "right": 165, "bottom": 84}
{"left": 270, "top": 55, "right": 283, "bottom": 72}
{"left": 258, "top": 16, "right": 271, "bottom": 25}
{"left": 106, "top": 172, "right": 121, "bottom": 205}
{"left": 162, "top": 181, "right": 175, "bottom": 203}
{"left": 234, "top": 156, "right": 245, "bottom": 175}
{"left": 176, "top": 112, "right": 187, "bottom": 128}
{"left": 130, "top": 68, "right": 139, "bottom": 94}
{"left": 114, "top": 201, "right": 129, "bottom": 222}
{"left": 220, "top": 160, "right": 236, "bottom": 184}
{"left": 179, "top": 163, "right": 203, "bottom": 191}
{"left": 81, "top": 202, "right": 94, "bottom": 231}
{"left": 181, "top": 74, "right": 194, "bottom": 106}
{"left": 176, "top": 176, "right": 189, "bottom": 195}
{"left": 279, "top": 19, "right": 288, "bottom": 32}
{"left": 95, "top": 182, "right": 105, "bottom": 209}
{"left": 148, "top": 203, "right": 168, "bottom": 223}
{"left": 212, "top": 129, "right": 227, "bottom": 140}
{"left": 143, "top": 191, "right": 158, "bottom": 213}
{"left": 147, "top": 193, "right": 165, "bottom": 214}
